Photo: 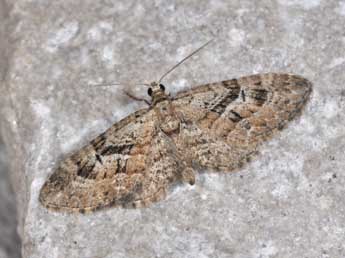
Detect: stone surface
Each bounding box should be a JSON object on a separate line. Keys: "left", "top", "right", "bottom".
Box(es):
{"left": 0, "top": 141, "right": 21, "bottom": 258}
{"left": 0, "top": 1, "right": 21, "bottom": 258}
{"left": 1, "top": 0, "right": 345, "bottom": 257}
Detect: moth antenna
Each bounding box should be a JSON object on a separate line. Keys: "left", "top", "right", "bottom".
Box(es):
{"left": 158, "top": 39, "right": 214, "bottom": 84}
{"left": 138, "top": 83, "right": 151, "bottom": 88}
{"left": 88, "top": 82, "right": 124, "bottom": 87}
{"left": 88, "top": 82, "right": 151, "bottom": 88}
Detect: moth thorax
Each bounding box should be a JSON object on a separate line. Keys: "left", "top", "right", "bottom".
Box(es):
{"left": 149, "top": 82, "right": 168, "bottom": 105}
{"left": 155, "top": 101, "right": 180, "bottom": 134}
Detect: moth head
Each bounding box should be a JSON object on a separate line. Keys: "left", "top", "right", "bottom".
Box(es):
{"left": 147, "top": 82, "right": 168, "bottom": 104}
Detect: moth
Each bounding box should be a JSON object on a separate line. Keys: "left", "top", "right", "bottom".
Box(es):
{"left": 39, "top": 41, "right": 312, "bottom": 212}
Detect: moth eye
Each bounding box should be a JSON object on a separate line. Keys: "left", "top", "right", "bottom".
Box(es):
{"left": 147, "top": 88, "right": 153, "bottom": 96}
{"left": 159, "top": 84, "right": 165, "bottom": 91}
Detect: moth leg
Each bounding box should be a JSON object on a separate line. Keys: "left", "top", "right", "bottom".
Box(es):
{"left": 123, "top": 90, "right": 151, "bottom": 106}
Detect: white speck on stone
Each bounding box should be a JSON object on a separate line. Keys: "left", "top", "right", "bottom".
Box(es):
{"left": 113, "top": 102, "right": 139, "bottom": 121}
{"left": 278, "top": 0, "right": 321, "bottom": 9}
{"left": 148, "top": 41, "right": 163, "bottom": 50}
{"left": 176, "top": 46, "right": 189, "bottom": 61}
{"left": 212, "top": 0, "right": 228, "bottom": 9}
{"left": 271, "top": 182, "right": 291, "bottom": 200}
{"left": 29, "top": 178, "right": 45, "bottom": 209}
{"left": 228, "top": 28, "right": 245, "bottom": 47}
{"left": 80, "top": 47, "right": 90, "bottom": 66}
{"left": 134, "top": 3, "right": 145, "bottom": 16}
{"left": 318, "top": 196, "right": 333, "bottom": 210}
{"left": 320, "top": 123, "right": 341, "bottom": 141}
{"left": 337, "top": 1, "right": 345, "bottom": 15}
{"left": 200, "top": 193, "right": 207, "bottom": 200}
{"left": 235, "top": 8, "right": 249, "bottom": 16}
{"left": 262, "top": 242, "right": 278, "bottom": 257}
{"left": 295, "top": 115, "right": 316, "bottom": 134}
{"left": 87, "top": 26, "right": 101, "bottom": 41}
{"left": 99, "top": 21, "right": 113, "bottom": 32}
{"left": 0, "top": 249, "right": 6, "bottom": 258}
{"left": 321, "top": 100, "right": 340, "bottom": 119}
{"left": 32, "top": 101, "right": 51, "bottom": 118}
{"left": 286, "top": 153, "right": 306, "bottom": 177}
{"left": 30, "top": 101, "right": 56, "bottom": 179}
{"left": 253, "top": 240, "right": 278, "bottom": 258}
{"left": 171, "top": 78, "right": 188, "bottom": 94}
{"left": 101, "top": 45, "right": 119, "bottom": 67}
{"left": 167, "top": 4, "right": 176, "bottom": 12}
{"left": 87, "top": 21, "right": 113, "bottom": 41}
{"left": 34, "top": 235, "right": 59, "bottom": 258}
{"left": 321, "top": 172, "right": 334, "bottom": 182}
{"left": 289, "top": 34, "right": 305, "bottom": 47}
{"left": 46, "top": 21, "right": 79, "bottom": 52}
{"left": 253, "top": 64, "right": 264, "bottom": 74}
{"left": 2, "top": 107, "right": 19, "bottom": 132}
{"left": 261, "top": 151, "right": 304, "bottom": 179}
{"left": 202, "top": 173, "right": 225, "bottom": 192}
{"left": 102, "top": 45, "right": 113, "bottom": 61}
{"left": 296, "top": 174, "right": 312, "bottom": 191}
{"left": 59, "top": 119, "right": 108, "bottom": 153}
{"left": 327, "top": 57, "right": 345, "bottom": 69}
{"left": 168, "top": 184, "right": 187, "bottom": 198}
{"left": 51, "top": 65, "right": 63, "bottom": 80}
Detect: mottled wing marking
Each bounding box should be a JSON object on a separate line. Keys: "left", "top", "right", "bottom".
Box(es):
{"left": 173, "top": 73, "right": 312, "bottom": 171}
{"left": 40, "top": 72, "right": 312, "bottom": 212}
{"left": 39, "top": 109, "right": 188, "bottom": 212}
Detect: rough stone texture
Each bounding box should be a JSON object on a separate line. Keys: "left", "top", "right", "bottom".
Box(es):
{"left": 0, "top": 1, "right": 22, "bottom": 258}
{"left": 0, "top": 0, "right": 345, "bottom": 257}
{"left": 0, "top": 141, "right": 21, "bottom": 258}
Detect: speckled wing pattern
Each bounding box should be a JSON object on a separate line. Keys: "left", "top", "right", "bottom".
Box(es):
{"left": 40, "top": 109, "right": 189, "bottom": 212}
{"left": 172, "top": 73, "right": 311, "bottom": 171}
{"left": 39, "top": 73, "right": 311, "bottom": 212}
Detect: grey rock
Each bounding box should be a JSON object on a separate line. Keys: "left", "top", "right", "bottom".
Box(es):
{"left": 0, "top": 1, "right": 21, "bottom": 258}
{"left": 0, "top": 141, "right": 21, "bottom": 258}
{"left": 0, "top": 0, "right": 345, "bottom": 257}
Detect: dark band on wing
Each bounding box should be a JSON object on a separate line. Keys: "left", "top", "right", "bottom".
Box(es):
{"left": 115, "top": 158, "right": 121, "bottom": 174}
{"left": 241, "top": 90, "right": 246, "bottom": 102}
{"left": 210, "top": 87, "right": 240, "bottom": 115}
{"left": 228, "top": 110, "right": 243, "bottom": 123}
{"left": 100, "top": 144, "right": 134, "bottom": 156}
{"left": 91, "top": 133, "right": 107, "bottom": 151}
{"left": 248, "top": 88, "right": 268, "bottom": 105}
{"left": 115, "top": 158, "right": 129, "bottom": 175}
{"left": 77, "top": 161, "right": 96, "bottom": 179}
{"left": 118, "top": 181, "right": 144, "bottom": 208}
{"left": 222, "top": 79, "right": 240, "bottom": 90}
{"left": 95, "top": 154, "right": 102, "bottom": 164}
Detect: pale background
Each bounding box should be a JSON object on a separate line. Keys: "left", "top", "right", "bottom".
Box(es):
{"left": 0, "top": 0, "right": 345, "bottom": 258}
